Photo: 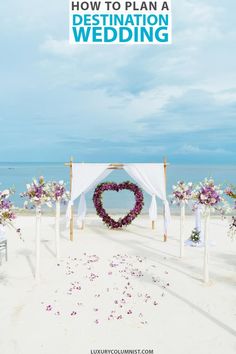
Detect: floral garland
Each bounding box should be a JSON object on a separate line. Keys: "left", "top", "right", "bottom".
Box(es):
{"left": 0, "top": 188, "right": 21, "bottom": 237}
{"left": 48, "top": 181, "right": 70, "bottom": 204}
{"left": 170, "top": 181, "right": 194, "bottom": 205}
{"left": 20, "top": 176, "right": 52, "bottom": 209}
{"left": 93, "top": 181, "right": 144, "bottom": 229}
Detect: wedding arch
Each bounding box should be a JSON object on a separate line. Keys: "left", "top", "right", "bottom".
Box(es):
{"left": 65, "top": 159, "right": 170, "bottom": 242}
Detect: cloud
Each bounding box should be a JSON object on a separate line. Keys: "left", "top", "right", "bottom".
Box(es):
{"left": 138, "top": 89, "right": 236, "bottom": 136}
{"left": 35, "top": 0, "right": 236, "bottom": 95}
{"left": 177, "top": 144, "right": 231, "bottom": 155}
{"left": 0, "top": 0, "right": 235, "bottom": 162}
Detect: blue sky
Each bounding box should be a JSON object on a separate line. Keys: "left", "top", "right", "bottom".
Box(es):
{"left": 0, "top": 0, "right": 235, "bottom": 163}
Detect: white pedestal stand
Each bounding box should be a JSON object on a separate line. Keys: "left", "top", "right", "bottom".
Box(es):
{"left": 203, "top": 207, "right": 210, "bottom": 283}
{"left": 35, "top": 206, "right": 41, "bottom": 280}
{"left": 180, "top": 203, "right": 185, "bottom": 258}
{"left": 55, "top": 201, "right": 60, "bottom": 261}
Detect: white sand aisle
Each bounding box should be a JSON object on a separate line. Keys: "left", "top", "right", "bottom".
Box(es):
{"left": 0, "top": 215, "right": 236, "bottom": 354}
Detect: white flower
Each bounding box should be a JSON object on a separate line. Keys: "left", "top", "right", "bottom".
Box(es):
{"left": 1, "top": 189, "right": 10, "bottom": 197}
{"left": 33, "top": 179, "right": 38, "bottom": 185}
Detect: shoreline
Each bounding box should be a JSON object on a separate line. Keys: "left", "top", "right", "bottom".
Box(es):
{"left": 13, "top": 208, "right": 234, "bottom": 217}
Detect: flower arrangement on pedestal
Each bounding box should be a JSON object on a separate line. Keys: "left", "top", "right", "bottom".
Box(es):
{"left": 21, "top": 177, "right": 70, "bottom": 276}
{"left": 20, "top": 176, "right": 52, "bottom": 209}
{"left": 193, "top": 178, "right": 225, "bottom": 283}
{"left": 170, "top": 181, "right": 194, "bottom": 205}
{"left": 48, "top": 180, "right": 69, "bottom": 261}
{"left": 194, "top": 178, "right": 223, "bottom": 208}
{"left": 93, "top": 181, "right": 144, "bottom": 229}
{"left": 20, "top": 176, "right": 53, "bottom": 279}
{"left": 0, "top": 188, "right": 21, "bottom": 237}
{"left": 170, "top": 181, "right": 194, "bottom": 257}
{"left": 193, "top": 178, "right": 231, "bottom": 217}
{"left": 48, "top": 181, "right": 70, "bottom": 204}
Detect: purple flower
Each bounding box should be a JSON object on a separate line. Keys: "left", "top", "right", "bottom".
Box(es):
{"left": 171, "top": 181, "right": 194, "bottom": 205}
{"left": 195, "top": 179, "right": 222, "bottom": 207}
{"left": 0, "top": 188, "right": 19, "bottom": 233}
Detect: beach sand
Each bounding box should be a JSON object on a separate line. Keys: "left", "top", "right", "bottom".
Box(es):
{"left": 0, "top": 214, "right": 235, "bottom": 354}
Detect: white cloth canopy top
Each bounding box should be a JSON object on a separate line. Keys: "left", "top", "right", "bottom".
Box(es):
{"left": 66, "top": 163, "right": 170, "bottom": 233}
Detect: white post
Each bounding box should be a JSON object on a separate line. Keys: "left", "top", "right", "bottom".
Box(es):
{"left": 35, "top": 205, "right": 41, "bottom": 280}
{"left": 180, "top": 202, "right": 185, "bottom": 258}
{"left": 55, "top": 201, "right": 60, "bottom": 261}
{"left": 203, "top": 207, "right": 210, "bottom": 283}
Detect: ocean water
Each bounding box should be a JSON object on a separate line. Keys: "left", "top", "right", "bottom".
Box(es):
{"left": 0, "top": 163, "right": 235, "bottom": 213}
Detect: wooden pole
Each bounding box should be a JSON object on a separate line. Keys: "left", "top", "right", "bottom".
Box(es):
{"left": 69, "top": 157, "right": 74, "bottom": 241}
{"left": 152, "top": 220, "right": 155, "bottom": 230}
{"left": 163, "top": 157, "right": 167, "bottom": 242}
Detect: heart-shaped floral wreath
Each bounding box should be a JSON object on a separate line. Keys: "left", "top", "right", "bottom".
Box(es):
{"left": 93, "top": 181, "right": 144, "bottom": 229}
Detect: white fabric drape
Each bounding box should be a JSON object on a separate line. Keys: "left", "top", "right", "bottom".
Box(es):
{"left": 66, "top": 163, "right": 170, "bottom": 233}
{"left": 185, "top": 204, "right": 204, "bottom": 247}
{"left": 77, "top": 192, "right": 86, "bottom": 223}
{"left": 123, "top": 164, "right": 170, "bottom": 233}
{"left": 195, "top": 205, "right": 204, "bottom": 242}
{"left": 66, "top": 163, "right": 111, "bottom": 224}
{"left": 77, "top": 168, "right": 112, "bottom": 224}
